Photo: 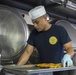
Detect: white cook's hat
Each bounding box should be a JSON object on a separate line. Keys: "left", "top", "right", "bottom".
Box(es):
{"left": 28, "top": 5, "right": 46, "bottom": 20}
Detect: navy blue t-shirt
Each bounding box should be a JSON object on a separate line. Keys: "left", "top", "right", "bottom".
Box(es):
{"left": 27, "top": 25, "right": 71, "bottom": 63}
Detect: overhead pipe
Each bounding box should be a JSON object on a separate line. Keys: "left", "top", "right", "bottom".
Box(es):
{"left": 0, "top": 0, "right": 76, "bottom": 24}
{"left": 48, "top": 11, "right": 76, "bottom": 24}
{"left": 70, "top": 0, "right": 76, "bottom": 3}
{"left": 0, "top": 0, "right": 34, "bottom": 11}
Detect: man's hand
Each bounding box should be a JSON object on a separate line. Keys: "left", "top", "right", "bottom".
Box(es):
{"left": 61, "top": 54, "right": 73, "bottom": 67}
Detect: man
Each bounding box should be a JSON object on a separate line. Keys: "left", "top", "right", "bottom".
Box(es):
{"left": 17, "top": 5, "right": 74, "bottom": 75}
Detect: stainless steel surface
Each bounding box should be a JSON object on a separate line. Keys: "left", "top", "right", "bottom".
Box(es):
{"left": 3, "top": 64, "right": 35, "bottom": 69}
{"left": 0, "top": 65, "right": 3, "bottom": 72}
{"left": 55, "top": 20, "right": 76, "bottom": 49}
{"left": 5, "top": 73, "right": 15, "bottom": 75}
{"left": 3, "top": 65, "right": 76, "bottom": 75}
{"left": 0, "top": 54, "right": 1, "bottom": 64}
{"left": 0, "top": 5, "right": 29, "bottom": 61}
{"left": 71, "top": 53, "right": 76, "bottom": 75}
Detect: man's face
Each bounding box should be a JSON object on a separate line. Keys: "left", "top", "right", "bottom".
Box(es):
{"left": 32, "top": 16, "right": 47, "bottom": 32}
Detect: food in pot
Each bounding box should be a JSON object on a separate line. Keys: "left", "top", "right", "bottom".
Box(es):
{"left": 36, "top": 63, "right": 62, "bottom": 68}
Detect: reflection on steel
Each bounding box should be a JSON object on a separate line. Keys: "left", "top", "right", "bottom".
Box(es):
{"left": 0, "top": 65, "right": 3, "bottom": 72}
{"left": 0, "top": 53, "right": 1, "bottom": 64}
{"left": 0, "top": 5, "right": 30, "bottom": 61}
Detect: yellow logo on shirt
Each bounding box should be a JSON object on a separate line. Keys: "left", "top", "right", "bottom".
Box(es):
{"left": 49, "top": 36, "right": 58, "bottom": 45}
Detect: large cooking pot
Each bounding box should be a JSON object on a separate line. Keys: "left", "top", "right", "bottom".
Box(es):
{"left": 55, "top": 20, "right": 76, "bottom": 49}
{"left": 0, "top": 5, "right": 30, "bottom": 62}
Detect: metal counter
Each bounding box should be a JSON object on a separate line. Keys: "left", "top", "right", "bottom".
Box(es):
{"left": 3, "top": 65, "right": 76, "bottom": 75}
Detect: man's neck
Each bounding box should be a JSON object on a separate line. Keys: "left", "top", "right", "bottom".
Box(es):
{"left": 45, "top": 23, "right": 52, "bottom": 31}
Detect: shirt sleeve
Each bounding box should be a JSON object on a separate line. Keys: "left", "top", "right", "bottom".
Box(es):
{"left": 27, "top": 30, "right": 35, "bottom": 46}
{"left": 60, "top": 26, "right": 71, "bottom": 45}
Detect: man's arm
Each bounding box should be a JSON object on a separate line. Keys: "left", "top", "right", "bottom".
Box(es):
{"left": 17, "top": 44, "right": 35, "bottom": 65}
{"left": 63, "top": 42, "right": 74, "bottom": 57}
{"left": 61, "top": 42, "right": 74, "bottom": 67}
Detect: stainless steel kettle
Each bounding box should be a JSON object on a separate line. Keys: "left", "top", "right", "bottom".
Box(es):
{"left": 0, "top": 5, "right": 30, "bottom": 62}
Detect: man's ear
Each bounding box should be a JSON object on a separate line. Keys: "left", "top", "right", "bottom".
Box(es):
{"left": 43, "top": 15, "right": 47, "bottom": 21}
